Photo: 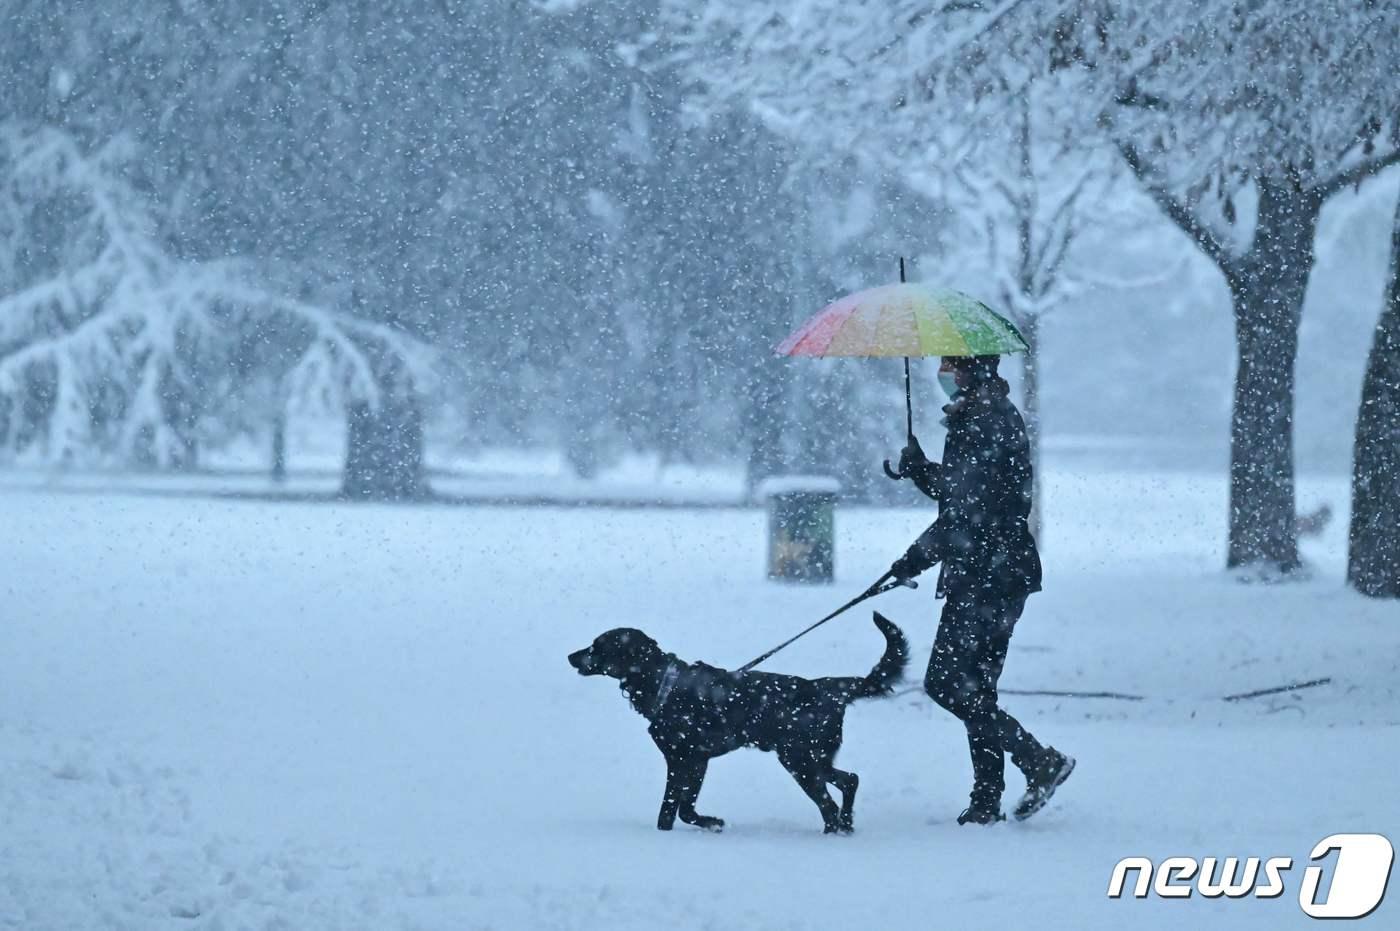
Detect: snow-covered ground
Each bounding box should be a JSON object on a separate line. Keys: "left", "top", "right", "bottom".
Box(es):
{"left": 2, "top": 464, "right": 1396, "bottom": 929}
{"left": 0, "top": 445, "right": 750, "bottom": 507}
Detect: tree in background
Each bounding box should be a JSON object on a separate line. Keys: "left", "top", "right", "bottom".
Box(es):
{"left": 983, "top": 1, "right": 1398, "bottom": 575}
{"left": 1094, "top": 11, "right": 1397, "bottom": 575}
{"left": 0, "top": 124, "right": 427, "bottom": 468}
{"left": 522, "top": 1, "right": 943, "bottom": 495}
{"left": 671, "top": 0, "right": 1400, "bottom": 573}
{"left": 938, "top": 91, "right": 1116, "bottom": 535}
{"left": 1349, "top": 197, "right": 1400, "bottom": 598}
{"left": 1, "top": 0, "right": 447, "bottom": 490}
{"left": 661, "top": 3, "right": 1115, "bottom": 523}
{"left": 0, "top": 0, "right": 1013, "bottom": 496}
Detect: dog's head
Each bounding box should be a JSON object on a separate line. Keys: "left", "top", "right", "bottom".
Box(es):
{"left": 568, "top": 628, "right": 662, "bottom": 680}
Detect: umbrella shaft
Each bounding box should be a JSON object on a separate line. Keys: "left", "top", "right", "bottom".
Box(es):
{"left": 900, "top": 258, "right": 913, "bottom": 440}
{"left": 904, "top": 356, "right": 912, "bottom": 439}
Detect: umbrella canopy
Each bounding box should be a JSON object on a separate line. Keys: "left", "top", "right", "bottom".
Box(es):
{"left": 776, "top": 283, "right": 1028, "bottom": 358}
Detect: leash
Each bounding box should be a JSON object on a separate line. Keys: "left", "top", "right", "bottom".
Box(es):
{"left": 738, "top": 573, "right": 916, "bottom": 673}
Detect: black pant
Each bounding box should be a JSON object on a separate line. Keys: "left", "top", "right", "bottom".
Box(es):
{"left": 924, "top": 592, "right": 1044, "bottom": 804}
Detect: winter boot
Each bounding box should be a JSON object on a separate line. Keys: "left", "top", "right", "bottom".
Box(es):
{"left": 1013, "top": 748, "right": 1075, "bottom": 821}
{"left": 956, "top": 792, "right": 1005, "bottom": 826}
{"left": 957, "top": 805, "right": 1006, "bottom": 825}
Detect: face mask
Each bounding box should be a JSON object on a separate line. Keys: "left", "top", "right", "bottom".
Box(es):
{"left": 937, "top": 370, "right": 960, "bottom": 399}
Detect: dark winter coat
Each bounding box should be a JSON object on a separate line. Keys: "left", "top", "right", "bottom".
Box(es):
{"left": 896, "top": 379, "right": 1042, "bottom": 600}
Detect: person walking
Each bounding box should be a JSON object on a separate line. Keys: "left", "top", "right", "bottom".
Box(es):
{"left": 888, "top": 354, "right": 1073, "bottom": 825}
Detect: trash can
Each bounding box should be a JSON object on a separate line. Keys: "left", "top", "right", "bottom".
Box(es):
{"left": 757, "top": 475, "right": 840, "bottom": 583}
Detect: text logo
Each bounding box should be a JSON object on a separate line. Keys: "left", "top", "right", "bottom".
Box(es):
{"left": 1108, "top": 834, "right": 1394, "bottom": 920}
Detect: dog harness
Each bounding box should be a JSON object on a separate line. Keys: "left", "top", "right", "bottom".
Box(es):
{"left": 652, "top": 661, "right": 681, "bottom": 713}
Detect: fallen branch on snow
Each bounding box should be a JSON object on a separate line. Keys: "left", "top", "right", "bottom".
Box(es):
{"left": 1221, "top": 678, "right": 1333, "bottom": 702}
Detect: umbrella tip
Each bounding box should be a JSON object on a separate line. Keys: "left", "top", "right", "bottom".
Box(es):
{"left": 898, "top": 256, "right": 906, "bottom": 283}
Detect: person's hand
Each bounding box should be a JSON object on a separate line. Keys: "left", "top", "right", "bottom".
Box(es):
{"left": 898, "top": 435, "right": 929, "bottom": 476}
{"left": 889, "top": 552, "right": 924, "bottom": 583}
{"left": 890, "top": 525, "right": 941, "bottom": 582}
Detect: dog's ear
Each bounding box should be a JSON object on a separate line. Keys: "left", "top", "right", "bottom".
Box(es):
{"left": 609, "top": 629, "right": 666, "bottom": 671}
{"left": 606, "top": 627, "right": 653, "bottom": 651}
{"left": 585, "top": 628, "right": 656, "bottom": 666}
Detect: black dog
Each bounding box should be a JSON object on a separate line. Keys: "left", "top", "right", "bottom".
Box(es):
{"left": 568, "top": 613, "right": 908, "bottom": 834}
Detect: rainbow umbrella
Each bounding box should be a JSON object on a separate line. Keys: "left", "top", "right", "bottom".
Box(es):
{"left": 776, "top": 264, "right": 1027, "bottom": 478}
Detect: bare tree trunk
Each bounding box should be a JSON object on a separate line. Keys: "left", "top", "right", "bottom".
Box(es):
{"left": 1222, "top": 181, "right": 1319, "bottom": 575}
{"left": 564, "top": 419, "right": 600, "bottom": 480}
{"left": 1021, "top": 313, "right": 1042, "bottom": 541}
{"left": 343, "top": 394, "right": 425, "bottom": 500}
{"left": 743, "top": 365, "right": 787, "bottom": 498}
{"left": 1348, "top": 199, "right": 1400, "bottom": 598}
{"left": 741, "top": 253, "right": 799, "bottom": 498}
{"left": 1008, "top": 93, "right": 1044, "bottom": 540}
{"left": 271, "top": 410, "right": 287, "bottom": 483}
{"left": 341, "top": 344, "right": 427, "bottom": 501}
{"left": 159, "top": 362, "right": 200, "bottom": 471}
{"left": 1226, "top": 292, "right": 1302, "bottom": 572}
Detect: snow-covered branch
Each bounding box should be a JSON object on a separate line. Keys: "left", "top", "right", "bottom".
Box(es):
{"left": 672, "top": 0, "right": 1399, "bottom": 271}
{"left": 1116, "top": 141, "right": 1232, "bottom": 269}
{"left": 0, "top": 124, "right": 431, "bottom": 466}
{"left": 1314, "top": 136, "right": 1400, "bottom": 200}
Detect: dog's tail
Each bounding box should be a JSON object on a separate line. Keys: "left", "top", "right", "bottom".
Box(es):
{"left": 842, "top": 612, "right": 909, "bottom": 701}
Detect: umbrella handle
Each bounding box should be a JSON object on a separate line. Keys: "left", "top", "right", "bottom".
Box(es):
{"left": 883, "top": 459, "right": 903, "bottom": 481}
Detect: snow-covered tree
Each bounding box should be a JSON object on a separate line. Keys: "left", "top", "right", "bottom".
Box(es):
{"left": 0, "top": 124, "right": 428, "bottom": 470}
{"left": 1068, "top": 1, "right": 1400, "bottom": 575}
{"left": 660, "top": 5, "right": 1125, "bottom": 526}
{"left": 668, "top": 0, "right": 1400, "bottom": 574}
{"left": 2, "top": 0, "right": 1115, "bottom": 498}
{"left": 931, "top": 88, "right": 1127, "bottom": 533}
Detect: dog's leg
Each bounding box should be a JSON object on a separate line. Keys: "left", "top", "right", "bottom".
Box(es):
{"left": 778, "top": 747, "right": 843, "bottom": 834}
{"left": 675, "top": 759, "right": 724, "bottom": 832}
{"left": 657, "top": 758, "right": 688, "bottom": 830}
{"left": 828, "top": 768, "right": 858, "bottom": 832}
{"left": 658, "top": 756, "right": 723, "bottom": 832}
